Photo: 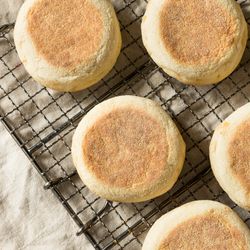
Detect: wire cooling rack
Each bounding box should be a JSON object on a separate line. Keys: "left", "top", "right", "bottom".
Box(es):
{"left": 1, "top": 1, "right": 250, "bottom": 249}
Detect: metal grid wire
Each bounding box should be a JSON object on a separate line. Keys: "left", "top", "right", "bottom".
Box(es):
{"left": 0, "top": 0, "right": 250, "bottom": 249}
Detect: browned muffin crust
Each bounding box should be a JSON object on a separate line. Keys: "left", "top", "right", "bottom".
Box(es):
{"left": 160, "top": 212, "right": 247, "bottom": 250}
{"left": 83, "top": 108, "right": 169, "bottom": 188}
{"left": 229, "top": 119, "right": 250, "bottom": 194}
{"left": 28, "top": 0, "right": 103, "bottom": 69}
{"left": 160, "top": 0, "right": 237, "bottom": 65}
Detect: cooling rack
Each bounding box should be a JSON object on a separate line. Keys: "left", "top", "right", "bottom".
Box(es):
{"left": 0, "top": 1, "right": 250, "bottom": 249}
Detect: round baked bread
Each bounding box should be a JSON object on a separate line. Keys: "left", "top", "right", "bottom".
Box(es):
{"left": 142, "top": 200, "right": 250, "bottom": 250}
{"left": 14, "top": 0, "right": 121, "bottom": 92}
{"left": 141, "top": 0, "right": 248, "bottom": 85}
{"left": 71, "top": 96, "right": 186, "bottom": 202}
{"left": 210, "top": 103, "right": 250, "bottom": 210}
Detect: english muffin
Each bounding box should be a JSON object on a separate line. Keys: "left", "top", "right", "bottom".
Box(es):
{"left": 71, "top": 96, "right": 186, "bottom": 202}
{"left": 141, "top": 0, "right": 248, "bottom": 85}
{"left": 14, "top": 0, "right": 121, "bottom": 92}
{"left": 210, "top": 103, "right": 250, "bottom": 210}
{"left": 143, "top": 200, "right": 250, "bottom": 250}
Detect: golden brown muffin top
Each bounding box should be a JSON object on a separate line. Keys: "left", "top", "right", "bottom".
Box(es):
{"left": 83, "top": 108, "right": 169, "bottom": 188}
{"left": 160, "top": 212, "right": 247, "bottom": 250}
{"left": 229, "top": 119, "right": 250, "bottom": 194}
{"left": 160, "top": 0, "right": 237, "bottom": 65}
{"left": 28, "top": 0, "right": 103, "bottom": 70}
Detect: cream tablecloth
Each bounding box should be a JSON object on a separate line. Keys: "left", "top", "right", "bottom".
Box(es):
{"left": 0, "top": 124, "right": 93, "bottom": 250}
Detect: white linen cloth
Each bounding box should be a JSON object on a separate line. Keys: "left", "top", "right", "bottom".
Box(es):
{"left": 0, "top": 124, "right": 93, "bottom": 250}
